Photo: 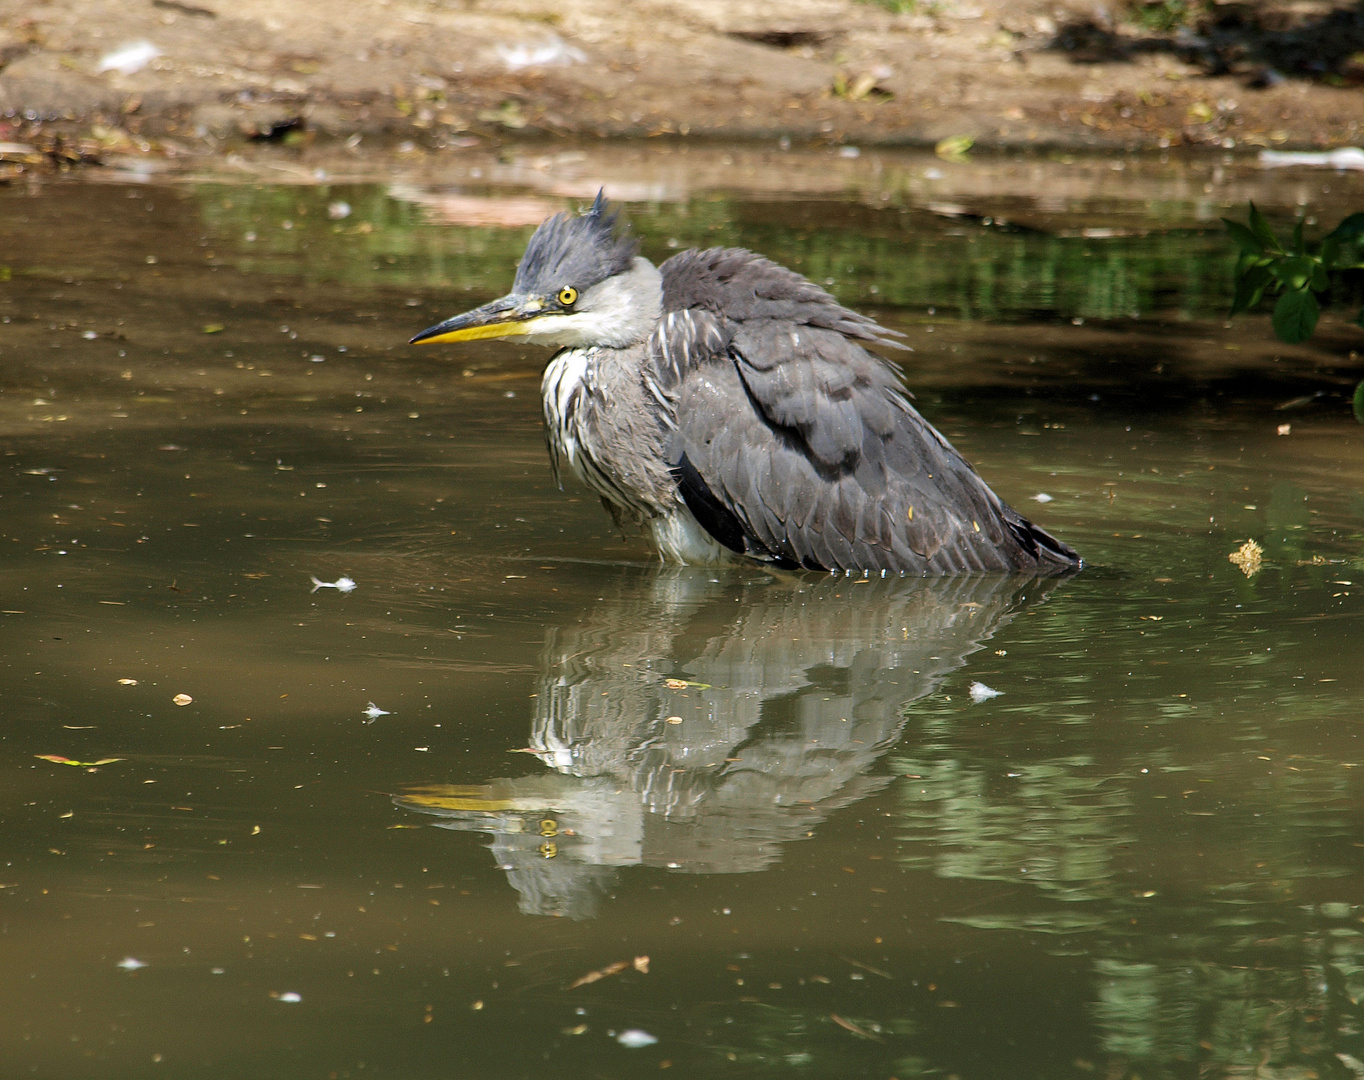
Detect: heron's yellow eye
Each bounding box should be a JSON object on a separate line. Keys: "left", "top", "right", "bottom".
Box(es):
{"left": 557, "top": 286, "right": 578, "bottom": 307}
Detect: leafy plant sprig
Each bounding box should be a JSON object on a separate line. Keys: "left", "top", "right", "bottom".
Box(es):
{"left": 1222, "top": 203, "right": 1364, "bottom": 343}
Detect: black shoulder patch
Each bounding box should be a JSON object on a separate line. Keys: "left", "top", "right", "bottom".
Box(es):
{"left": 669, "top": 452, "right": 749, "bottom": 555}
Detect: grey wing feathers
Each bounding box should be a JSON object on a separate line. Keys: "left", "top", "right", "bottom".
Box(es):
{"left": 655, "top": 247, "right": 1079, "bottom": 574}
{"left": 660, "top": 247, "right": 905, "bottom": 351}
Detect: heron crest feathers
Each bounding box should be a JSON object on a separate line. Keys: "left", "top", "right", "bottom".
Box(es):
{"left": 513, "top": 190, "right": 639, "bottom": 298}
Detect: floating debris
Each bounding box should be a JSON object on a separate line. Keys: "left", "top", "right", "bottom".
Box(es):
{"left": 36, "top": 754, "right": 123, "bottom": 767}
{"left": 839, "top": 956, "right": 893, "bottom": 979}
{"left": 1230, "top": 539, "right": 1264, "bottom": 578}
{"left": 311, "top": 575, "right": 357, "bottom": 593}
{"left": 362, "top": 702, "right": 391, "bottom": 723}
{"left": 568, "top": 956, "right": 649, "bottom": 989}
{"left": 173, "top": 694, "right": 193, "bottom": 706}
{"left": 116, "top": 957, "right": 147, "bottom": 971}
{"left": 1032, "top": 493, "right": 1054, "bottom": 503}
{"left": 830, "top": 1014, "right": 881, "bottom": 1041}
{"left": 969, "top": 681, "right": 1002, "bottom": 703}
{"left": 271, "top": 991, "right": 302, "bottom": 1003}
{"left": 615, "top": 1029, "right": 658, "bottom": 1049}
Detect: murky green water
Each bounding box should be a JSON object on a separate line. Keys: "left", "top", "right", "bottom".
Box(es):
{"left": 2, "top": 144, "right": 1363, "bottom": 1079}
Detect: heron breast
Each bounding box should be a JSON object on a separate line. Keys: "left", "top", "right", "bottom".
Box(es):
{"left": 542, "top": 348, "right": 591, "bottom": 466}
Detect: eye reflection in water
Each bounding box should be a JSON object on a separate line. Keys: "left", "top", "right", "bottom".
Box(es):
{"left": 396, "top": 570, "right": 1062, "bottom": 918}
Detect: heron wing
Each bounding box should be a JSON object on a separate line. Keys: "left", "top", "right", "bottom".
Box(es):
{"left": 654, "top": 248, "right": 1077, "bottom": 573}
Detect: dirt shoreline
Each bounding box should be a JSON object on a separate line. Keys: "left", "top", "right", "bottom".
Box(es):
{"left": 1, "top": 0, "right": 1362, "bottom": 167}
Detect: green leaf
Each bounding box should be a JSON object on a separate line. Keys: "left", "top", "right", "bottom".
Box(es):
{"left": 1247, "top": 202, "right": 1281, "bottom": 252}
{"left": 1271, "top": 288, "right": 1320, "bottom": 343}
{"left": 1223, "top": 218, "right": 1265, "bottom": 255}
{"left": 1230, "top": 263, "right": 1272, "bottom": 316}
{"left": 1310, "top": 262, "right": 1330, "bottom": 293}
{"left": 1324, "top": 212, "right": 1364, "bottom": 245}
{"left": 1235, "top": 250, "right": 1273, "bottom": 278}
{"left": 1320, "top": 235, "right": 1342, "bottom": 269}
{"left": 1291, "top": 220, "right": 1305, "bottom": 255}
{"left": 1271, "top": 255, "right": 1316, "bottom": 291}
{"left": 1354, "top": 379, "right": 1364, "bottom": 426}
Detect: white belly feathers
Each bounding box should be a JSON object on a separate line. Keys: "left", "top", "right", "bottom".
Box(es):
{"left": 649, "top": 508, "right": 735, "bottom": 565}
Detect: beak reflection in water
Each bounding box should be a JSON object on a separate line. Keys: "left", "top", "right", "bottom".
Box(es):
{"left": 395, "top": 570, "right": 1060, "bottom": 919}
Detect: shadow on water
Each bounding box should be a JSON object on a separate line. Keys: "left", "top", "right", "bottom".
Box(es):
{"left": 397, "top": 572, "right": 1058, "bottom": 919}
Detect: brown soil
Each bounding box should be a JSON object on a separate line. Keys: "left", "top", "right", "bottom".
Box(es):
{"left": 0, "top": 0, "right": 1362, "bottom": 162}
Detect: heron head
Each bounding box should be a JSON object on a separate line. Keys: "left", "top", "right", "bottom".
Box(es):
{"left": 410, "top": 191, "right": 661, "bottom": 350}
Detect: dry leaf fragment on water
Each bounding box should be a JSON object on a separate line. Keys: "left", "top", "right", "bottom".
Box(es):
{"left": 663, "top": 678, "right": 711, "bottom": 690}
{"left": 117, "top": 678, "right": 138, "bottom": 685}
{"left": 1230, "top": 539, "right": 1263, "bottom": 577}
{"left": 567, "top": 955, "right": 649, "bottom": 989}
{"left": 840, "top": 956, "right": 893, "bottom": 979}
{"left": 36, "top": 755, "right": 124, "bottom": 767}
{"left": 568, "top": 961, "right": 627, "bottom": 988}
{"left": 173, "top": 694, "right": 193, "bottom": 706}
{"left": 830, "top": 1014, "right": 882, "bottom": 1041}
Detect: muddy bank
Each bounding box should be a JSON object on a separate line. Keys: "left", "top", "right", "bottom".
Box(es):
{"left": 0, "top": 0, "right": 1362, "bottom": 166}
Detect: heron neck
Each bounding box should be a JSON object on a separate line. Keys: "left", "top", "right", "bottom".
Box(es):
{"left": 572, "top": 256, "right": 663, "bottom": 348}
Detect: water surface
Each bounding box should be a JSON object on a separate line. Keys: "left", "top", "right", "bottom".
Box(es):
{"left": 2, "top": 143, "right": 1363, "bottom": 1079}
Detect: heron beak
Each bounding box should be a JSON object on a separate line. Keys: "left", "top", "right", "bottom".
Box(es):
{"left": 409, "top": 294, "right": 548, "bottom": 346}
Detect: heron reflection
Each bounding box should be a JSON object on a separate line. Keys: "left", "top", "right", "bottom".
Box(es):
{"left": 397, "top": 570, "right": 1058, "bottom": 918}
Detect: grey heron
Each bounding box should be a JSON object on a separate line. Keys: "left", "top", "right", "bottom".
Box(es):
{"left": 411, "top": 193, "right": 1080, "bottom": 574}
